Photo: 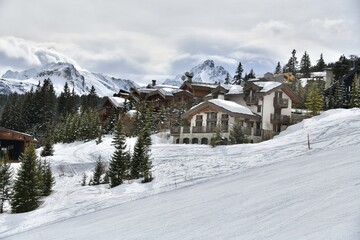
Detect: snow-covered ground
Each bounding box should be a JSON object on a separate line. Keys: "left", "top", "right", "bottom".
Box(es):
{"left": 1, "top": 108, "right": 360, "bottom": 239}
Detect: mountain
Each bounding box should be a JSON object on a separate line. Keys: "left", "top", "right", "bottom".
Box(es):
{"left": 163, "top": 60, "right": 230, "bottom": 86}
{"left": 0, "top": 62, "right": 139, "bottom": 96}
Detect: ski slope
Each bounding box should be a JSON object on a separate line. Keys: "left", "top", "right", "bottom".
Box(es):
{"left": 1, "top": 108, "right": 360, "bottom": 239}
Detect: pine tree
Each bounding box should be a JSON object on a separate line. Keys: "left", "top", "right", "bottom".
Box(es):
{"left": 274, "top": 62, "right": 282, "bottom": 74}
{"left": 349, "top": 73, "right": 360, "bottom": 108}
{"left": 0, "top": 152, "right": 13, "bottom": 213}
{"left": 41, "top": 128, "right": 54, "bottom": 157}
{"left": 284, "top": 49, "right": 298, "bottom": 77}
{"left": 333, "top": 80, "right": 346, "bottom": 108}
{"left": 39, "top": 159, "right": 55, "bottom": 196}
{"left": 247, "top": 69, "right": 256, "bottom": 79}
{"left": 139, "top": 119, "right": 153, "bottom": 183}
{"left": 108, "top": 121, "right": 130, "bottom": 188}
{"left": 58, "top": 82, "right": 76, "bottom": 117}
{"left": 300, "top": 51, "right": 312, "bottom": 77}
{"left": 229, "top": 122, "right": 248, "bottom": 144}
{"left": 92, "top": 156, "right": 105, "bottom": 185}
{"left": 314, "top": 53, "right": 326, "bottom": 72}
{"left": 82, "top": 85, "right": 98, "bottom": 111}
{"left": 224, "top": 73, "right": 231, "bottom": 84}
{"left": 306, "top": 82, "right": 323, "bottom": 115}
{"left": 233, "top": 62, "right": 243, "bottom": 85}
{"left": 11, "top": 144, "right": 42, "bottom": 213}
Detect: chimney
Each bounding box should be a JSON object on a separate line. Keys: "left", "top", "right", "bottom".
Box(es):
{"left": 152, "top": 80, "right": 156, "bottom": 86}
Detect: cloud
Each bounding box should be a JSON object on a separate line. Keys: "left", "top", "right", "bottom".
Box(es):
{"left": 0, "top": 37, "right": 81, "bottom": 72}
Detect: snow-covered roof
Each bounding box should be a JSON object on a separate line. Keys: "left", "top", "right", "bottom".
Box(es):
{"left": 108, "top": 97, "right": 126, "bottom": 108}
{"left": 226, "top": 85, "right": 244, "bottom": 95}
{"left": 159, "top": 87, "right": 177, "bottom": 96}
{"left": 253, "top": 81, "right": 282, "bottom": 92}
{"left": 208, "top": 99, "right": 255, "bottom": 116}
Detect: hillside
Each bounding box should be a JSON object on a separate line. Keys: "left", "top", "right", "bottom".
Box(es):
{"left": 1, "top": 108, "right": 360, "bottom": 239}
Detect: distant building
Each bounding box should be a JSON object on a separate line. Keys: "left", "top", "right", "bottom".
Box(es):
{"left": 0, "top": 127, "right": 37, "bottom": 161}
{"left": 171, "top": 73, "right": 301, "bottom": 143}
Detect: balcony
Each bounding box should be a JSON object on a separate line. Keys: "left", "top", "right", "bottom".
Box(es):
{"left": 245, "top": 96, "right": 258, "bottom": 105}
{"left": 170, "top": 126, "right": 181, "bottom": 135}
{"left": 270, "top": 114, "right": 291, "bottom": 125}
{"left": 273, "top": 97, "right": 289, "bottom": 108}
{"left": 183, "top": 126, "right": 190, "bottom": 133}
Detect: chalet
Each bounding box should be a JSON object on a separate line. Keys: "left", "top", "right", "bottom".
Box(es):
{"left": 171, "top": 73, "right": 300, "bottom": 143}
{"left": 324, "top": 64, "right": 360, "bottom": 105}
{"left": 0, "top": 127, "right": 37, "bottom": 161}
{"left": 130, "top": 80, "right": 194, "bottom": 110}
{"left": 180, "top": 81, "right": 219, "bottom": 103}
{"left": 228, "top": 75, "right": 301, "bottom": 139}
{"left": 98, "top": 96, "right": 127, "bottom": 125}
{"left": 171, "top": 99, "right": 261, "bottom": 144}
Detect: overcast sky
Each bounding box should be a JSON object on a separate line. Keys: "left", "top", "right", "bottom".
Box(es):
{"left": 0, "top": 0, "right": 359, "bottom": 84}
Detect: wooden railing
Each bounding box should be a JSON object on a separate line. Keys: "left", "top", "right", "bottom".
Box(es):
{"left": 273, "top": 97, "right": 289, "bottom": 108}
{"left": 270, "top": 114, "right": 290, "bottom": 125}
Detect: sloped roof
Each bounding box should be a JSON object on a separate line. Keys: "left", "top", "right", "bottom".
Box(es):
{"left": 208, "top": 99, "right": 255, "bottom": 115}
{"left": 252, "top": 81, "right": 282, "bottom": 92}
{"left": 183, "top": 99, "right": 259, "bottom": 120}
{"left": 108, "top": 97, "right": 126, "bottom": 108}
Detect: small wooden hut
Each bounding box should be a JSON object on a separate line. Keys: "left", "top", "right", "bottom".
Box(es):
{"left": 0, "top": 127, "right": 37, "bottom": 161}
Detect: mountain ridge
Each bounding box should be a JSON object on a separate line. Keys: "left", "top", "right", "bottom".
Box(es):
{"left": 1, "top": 62, "right": 139, "bottom": 96}
{"left": 163, "top": 60, "right": 231, "bottom": 86}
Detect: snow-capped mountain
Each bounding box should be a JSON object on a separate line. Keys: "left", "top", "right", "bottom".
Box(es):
{"left": 0, "top": 62, "right": 139, "bottom": 96}
{"left": 163, "top": 60, "right": 230, "bottom": 86}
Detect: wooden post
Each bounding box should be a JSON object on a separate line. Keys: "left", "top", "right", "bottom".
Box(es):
{"left": 307, "top": 133, "right": 311, "bottom": 150}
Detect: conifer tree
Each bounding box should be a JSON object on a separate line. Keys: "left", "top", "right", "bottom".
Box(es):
{"left": 39, "top": 159, "right": 55, "bottom": 196}
{"left": 284, "top": 49, "right": 298, "bottom": 77}
{"left": 300, "top": 51, "right": 312, "bottom": 77}
{"left": 233, "top": 62, "right": 243, "bottom": 85}
{"left": 306, "top": 82, "right": 323, "bottom": 115}
{"left": 229, "top": 122, "right": 248, "bottom": 144}
{"left": 333, "top": 80, "right": 346, "bottom": 108}
{"left": 0, "top": 152, "right": 13, "bottom": 213}
{"left": 108, "top": 121, "right": 130, "bottom": 188}
{"left": 82, "top": 85, "right": 98, "bottom": 111}
{"left": 224, "top": 73, "right": 231, "bottom": 84}
{"left": 314, "top": 53, "right": 326, "bottom": 72}
{"left": 11, "top": 144, "right": 42, "bottom": 213}
{"left": 92, "top": 156, "right": 105, "bottom": 185}
{"left": 274, "top": 62, "right": 282, "bottom": 74}
{"left": 247, "top": 69, "right": 256, "bottom": 79}
{"left": 41, "top": 127, "right": 54, "bottom": 157}
{"left": 58, "top": 82, "right": 76, "bottom": 117}
{"left": 349, "top": 73, "right": 360, "bottom": 108}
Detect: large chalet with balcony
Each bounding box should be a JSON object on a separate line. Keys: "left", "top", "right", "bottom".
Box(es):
{"left": 171, "top": 73, "right": 300, "bottom": 144}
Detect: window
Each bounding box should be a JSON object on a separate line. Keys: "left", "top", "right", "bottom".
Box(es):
{"left": 195, "top": 115, "right": 203, "bottom": 126}
{"left": 207, "top": 112, "right": 217, "bottom": 120}
{"left": 221, "top": 114, "right": 229, "bottom": 119}
{"left": 257, "top": 105, "right": 262, "bottom": 113}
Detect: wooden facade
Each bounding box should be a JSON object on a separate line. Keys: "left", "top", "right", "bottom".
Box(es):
{"left": 0, "top": 127, "right": 37, "bottom": 161}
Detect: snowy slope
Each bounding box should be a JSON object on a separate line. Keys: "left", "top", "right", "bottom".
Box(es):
{"left": 163, "top": 60, "right": 230, "bottom": 86}
{"left": 0, "top": 62, "right": 138, "bottom": 96}
{"left": 1, "top": 109, "right": 360, "bottom": 239}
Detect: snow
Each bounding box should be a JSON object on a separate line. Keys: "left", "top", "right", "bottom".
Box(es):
{"left": 108, "top": 96, "right": 126, "bottom": 108}
{"left": 1, "top": 108, "right": 360, "bottom": 239}
{"left": 208, "top": 99, "right": 255, "bottom": 115}
{"left": 253, "top": 81, "right": 282, "bottom": 92}
{"left": 1, "top": 62, "right": 138, "bottom": 96}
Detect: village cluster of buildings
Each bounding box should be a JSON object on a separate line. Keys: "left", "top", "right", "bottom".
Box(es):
{"left": 99, "top": 72, "right": 301, "bottom": 145}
